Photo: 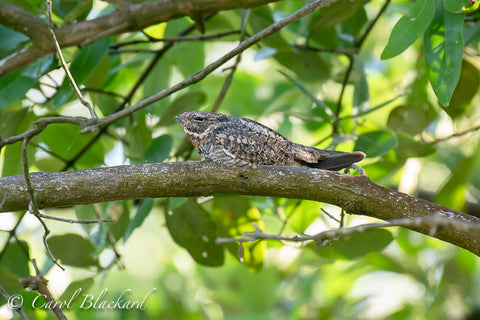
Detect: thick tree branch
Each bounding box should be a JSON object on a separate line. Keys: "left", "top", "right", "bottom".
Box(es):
{"left": 0, "top": 0, "right": 284, "bottom": 76}
{"left": 0, "top": 162, "right": 479, "bottom": 255}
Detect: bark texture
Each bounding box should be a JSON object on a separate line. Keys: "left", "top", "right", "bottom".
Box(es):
{"left": 1, "top": 162, "right": 479, "bottom": 255}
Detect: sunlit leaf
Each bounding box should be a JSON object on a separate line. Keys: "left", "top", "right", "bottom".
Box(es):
{"left": 424, "top": 3, "right": 464, "bottom": 105}
{"left": 143, "top": 22, "right": 167, "bottom": 39}
{"left": 124, "top": 198, "right": 154, "bottom": 243}
{"left": 211, "top": 196, "right": 265, "bottom": 272}
{"left": 381, "top": 0, "right": 435, "bottom": 59}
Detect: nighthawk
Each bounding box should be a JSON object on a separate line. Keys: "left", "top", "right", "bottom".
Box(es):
{"left": 175, "top": 111, "right": 365, "bottom": 173}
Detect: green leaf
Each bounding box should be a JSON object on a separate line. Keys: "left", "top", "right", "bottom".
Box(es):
{"left": 444, "top": 0, "right": 471, "bottom": 13}
{"left": 395, "top": 133, "right": 436, "bottom": 158}
{"left": 0, "top": 26, "right": 29, "bottom": 51}
{"left": 39, "top": 123, "right": 106, "bottom": 168}
{"left": 126, "top": 115, "right": 153, "bottom": 163}
{"left": 75, "top": 204, "right": 98, "bottom": 234}
{"left": 352, "top": 57, "right": 369, "bottom": 112}
{"left": 381, "top": 0, "right": 435, "bottom": 59}
{"left": 354, "top": 130, "right": 398, "bottom": 158}
{"left": 387, "top": 105, "right": 432, "bottom": 135}
{"left": 278, "top": 70, "right": 333, "bottom": 122}
{"left": 424, "top": 4, "right": 464, "bottom": 105}
{"left": 124, "top": 198, "right": 154, "bottom": 243}
{"left": 145, "top": 135, "right": 173, "bottom": 163}
{"left": 0, "top": 73, "right": 36, "bottom": 111}
{"left": 168, "top": 41, "right": 205, "bottom": 78}
{"left": 308, "top": 0, "right": 363, "bottom": 33}
{"left": 48, "top": 234, "right": 98, "bottom": 267}
{"left": 157, "top": 91, "right": 206, "bottom": 127}
{"left": 109, "top": 201, "right": 131, "bottom": 242}
{"left": 211, "top": 196, "right": 265, "bottom": 272}
{"left": 315, "top": 229, "right": 394, "bottom": 260}
{"left": 165, "top": 199, "right": 224, "bottom": 266}
{"left": 0, "top": 240, "right": 30, "bottom": 277}
{"left": 286, "top": 200, "right": 322, "bottom": 233}
{"left": 435, "top": 149, "right": 479, "bottom": 209}
{"left": 445, "top": 60, "right": 480, "bottom": 118}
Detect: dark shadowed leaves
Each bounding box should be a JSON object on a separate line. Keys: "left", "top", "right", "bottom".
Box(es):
{"left": 355, "top": 130, "right": 398, "bottom": 158}
{"left": 48, "top": 234, "right": 98, "bottom": 267}
{"left": 165, "top": 199, "right": 224, "bottom": 266}
{"left": 445, "top": 60, "right": 480, "bottom": 119}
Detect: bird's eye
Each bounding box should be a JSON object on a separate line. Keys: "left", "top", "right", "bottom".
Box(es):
{"left": 193, "top": 116, "right": 204, "bottom": 122}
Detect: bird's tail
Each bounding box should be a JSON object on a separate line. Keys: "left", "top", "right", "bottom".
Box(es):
{"left": 294, "top": 144, "right": 366, "bottom": 171}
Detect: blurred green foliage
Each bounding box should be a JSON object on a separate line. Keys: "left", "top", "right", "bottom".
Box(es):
{"left": 1, "top": 0, "right": 480, "bottom": 319}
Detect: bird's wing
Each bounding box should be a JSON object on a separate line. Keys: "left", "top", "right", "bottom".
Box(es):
{"left": 213, "top": 118, "right": 294, "bottom": 165}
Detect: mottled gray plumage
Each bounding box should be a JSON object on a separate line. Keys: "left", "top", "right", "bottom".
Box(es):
{"left": 174, "top": 111, "right": 365, "bottom": 171}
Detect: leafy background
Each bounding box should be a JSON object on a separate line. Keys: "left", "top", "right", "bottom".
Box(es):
{"left": 1, "top": 0, "right": 480, "bottom": 319}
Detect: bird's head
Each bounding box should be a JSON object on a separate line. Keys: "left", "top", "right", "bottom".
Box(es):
{"left": 174, "top": 111, "right": 230, "bottom": 138}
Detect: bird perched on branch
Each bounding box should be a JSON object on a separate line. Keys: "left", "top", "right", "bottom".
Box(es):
{"left": 175, "top": 111, "right": 365, "bottom": 174}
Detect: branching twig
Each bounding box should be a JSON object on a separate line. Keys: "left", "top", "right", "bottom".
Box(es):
{"left": 215, "top": 215, "right": 480, "bottom": 245}
{"left": 46, "top": 0, "right": 96, "bottom": 119}
{"left": 19, "top": 259, "right": 67, "bottom": 320}
{"left": 0, "top": 116, "right": 89, "bottom": 149}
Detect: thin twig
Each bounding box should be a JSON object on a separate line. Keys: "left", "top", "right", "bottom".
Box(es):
{"left": 0, "top": 116, "right": 89, "bottom": 149}
{"left": 293, "top": 44, "right": 358, "bottom": 55}
{"left": 0, "top": 282, "right": 29, "bottom": 319}
{"left": 321, "top": 208, "right": 340, "bottom": 223}
{"left": 21, "top": 135, "right": 65, "bottom": 271}
{"left": 216, "top": 215, "right": 480, "bottom": 245}
{"left": 46, "top": 0, "right": 97, "bottom": 119}
{"left": 425, "top": 123, "right": 480, "bottom": 144}
{"left": 113, "top": 30, "right": 242, "bottom": 48}
{"left": 80, "top": 0, "right": 339, "bottom": 133}
{"left": 39, "top": 214, "right": 115, "bottom": 224}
